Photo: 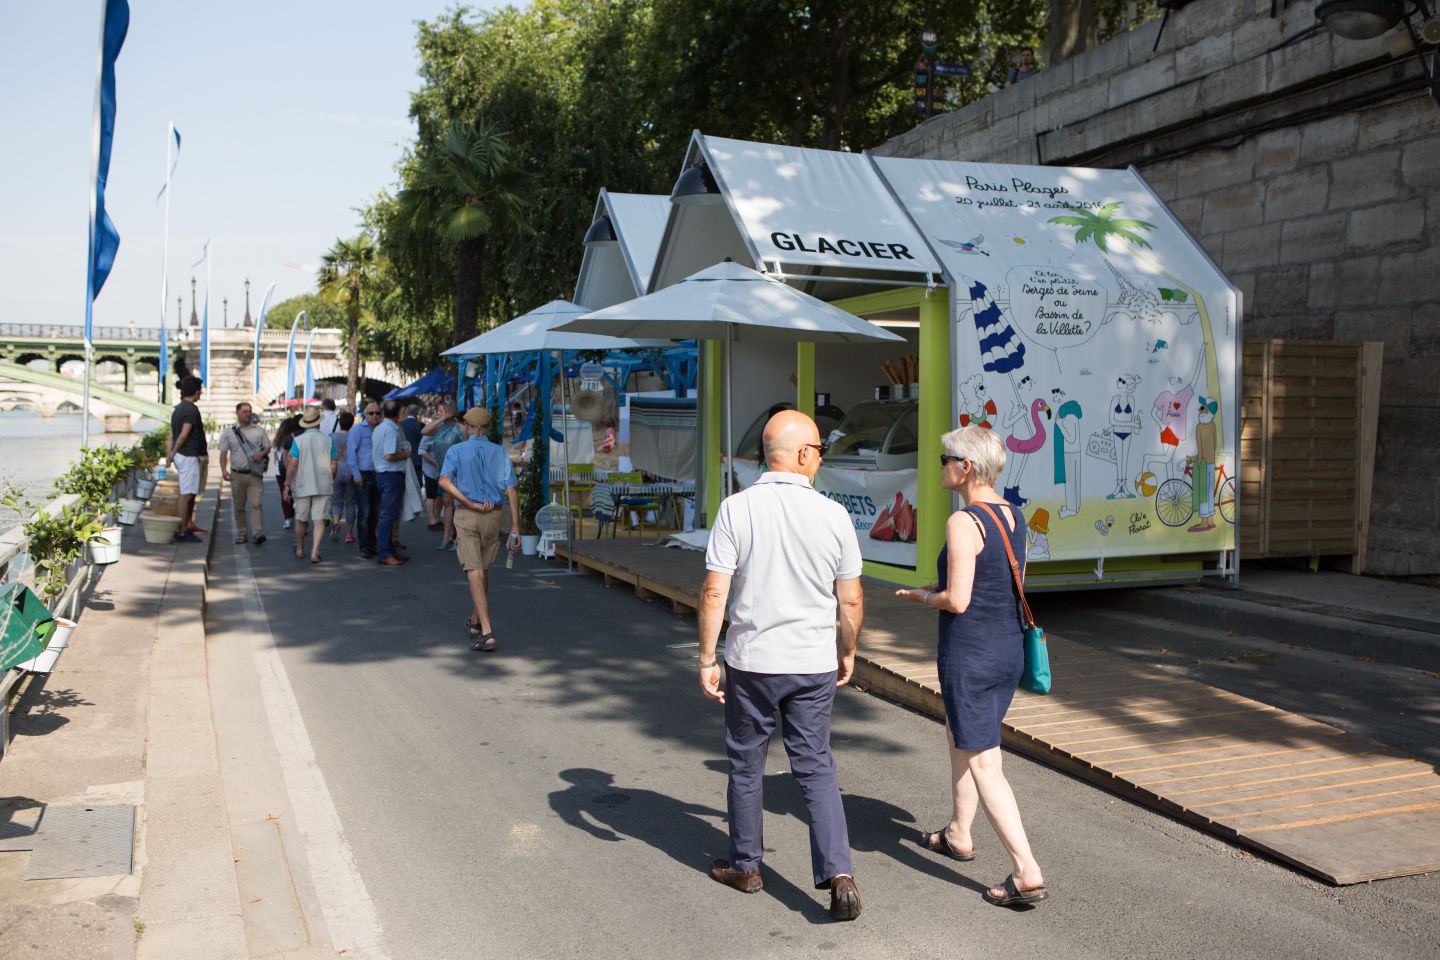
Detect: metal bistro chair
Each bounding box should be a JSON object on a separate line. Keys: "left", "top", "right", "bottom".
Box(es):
{"left": 606, "top": 471, "right": 663, "bottom": 539}
{"left": 563, "top": 462, "right": 595, "bottom": 518}
{"left": 590, "top": 483, "right": 620, "bottom": 539}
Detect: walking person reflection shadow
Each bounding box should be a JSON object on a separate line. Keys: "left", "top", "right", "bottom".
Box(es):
{"left": 548, "top": 769, "right": 829, "bottom": 922}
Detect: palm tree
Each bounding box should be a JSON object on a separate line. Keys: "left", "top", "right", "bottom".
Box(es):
{"left": 397, "top": 118, "right": 531, "bottom": 343}
{"left": 317, "top": 232, "right": 379, "bottom": 408}
{"left": 1048, "top": 202, "right": 1224, "bottom": 450}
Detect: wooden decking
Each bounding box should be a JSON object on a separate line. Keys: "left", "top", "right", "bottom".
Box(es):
{"left": 555, "top": 537, "right": 1440, "bottom": 885}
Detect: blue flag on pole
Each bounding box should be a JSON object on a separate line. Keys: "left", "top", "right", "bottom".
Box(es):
{"left": 85, "top": 0, "right": 130, "bottom": 345}
{"left": 304, "top": 329, "right": 315, "bottom": 401}
{"left": 159, "top": 323, "right": 169, "bottom": 400}
{"left": 254, "top": 281, "right": 275, "bottom": 393}
{"left": 286, "top": 311, "right": 306, "bottom": 401}
{"left": 155, "top": 125, "right": 181, "bottom": 203}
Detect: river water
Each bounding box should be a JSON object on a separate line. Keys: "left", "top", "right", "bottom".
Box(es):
{"left": 0, "top": 411, "right": 157, "bottom": 520}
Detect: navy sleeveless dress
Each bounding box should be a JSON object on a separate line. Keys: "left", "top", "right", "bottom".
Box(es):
{"left": 936, "top": 502, "right": 1028, "bottom": 751}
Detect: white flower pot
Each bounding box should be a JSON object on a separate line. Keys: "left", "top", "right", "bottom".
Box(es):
{"left": 520, "top": 534, "right": 540, "bottom": 556}
{"left": 89, "top": 527, "right": 122, "bottom": 565}
{"left": 46, "top": 617, "right": 77, "bottom": 650}
{"left": 134, "top": 477, "right": 156, "bottom": 499}
{"left": 118, "top": 498, "right": 144, "bottom": 525}
{"left": 140, "top": 513, "right": 183, "bottom": 544}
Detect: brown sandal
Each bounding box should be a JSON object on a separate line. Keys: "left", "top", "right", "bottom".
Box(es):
{"left": 919, "top": 828, "right": 975, "bottom": 861}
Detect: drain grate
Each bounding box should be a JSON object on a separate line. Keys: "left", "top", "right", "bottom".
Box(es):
{"left": 25, "top": 805, "right": 134, "bottom": 879}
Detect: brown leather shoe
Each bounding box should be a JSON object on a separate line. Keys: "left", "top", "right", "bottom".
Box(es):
{"left": 377, "top": 557, "right": 405, "bottom": 567}
{"left": 829, "top": 875, "right": 860, "bottom": 921}
{"left": 710, "top": 859, "right": 762, "bottom": 893}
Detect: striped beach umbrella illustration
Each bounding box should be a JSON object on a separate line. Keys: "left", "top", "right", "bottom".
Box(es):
{"left": 969, "top": 278, "right": 1026, "bottom": 375}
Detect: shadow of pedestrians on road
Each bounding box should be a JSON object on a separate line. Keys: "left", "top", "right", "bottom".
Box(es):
{"left": 547, "top": 768, "right": 831, "bottom": 923}
{"left": 699, "top": 759, "right": 988, "bottom": 895}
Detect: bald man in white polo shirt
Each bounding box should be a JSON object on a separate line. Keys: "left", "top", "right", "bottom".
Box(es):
{"left": 698, "top": 410, "right": 865, "bottom": 922}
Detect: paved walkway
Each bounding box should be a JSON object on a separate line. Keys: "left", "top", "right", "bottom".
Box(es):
{"left": 558, "top": 538, "right": 1440, "bottom": 884}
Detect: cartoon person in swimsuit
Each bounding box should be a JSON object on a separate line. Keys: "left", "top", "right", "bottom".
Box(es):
{"left": 1142, "top": 351, "right": 1203, "bottom": 487}
{"left": 1188, "top": 397, "right": 1220, "bottom": 533}
{"left": 1107, "top": 374, "right": 1142, "bottom": 499}
{"left": 958, "top": 374, "right": 997, "bottom": 429}
{"left": 1051, "top": 389, "right": 1083, "bottom": 519}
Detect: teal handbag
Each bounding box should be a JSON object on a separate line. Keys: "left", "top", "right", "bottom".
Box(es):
{"left": 975, "top": 502, "right": 1052, "bottom": 695}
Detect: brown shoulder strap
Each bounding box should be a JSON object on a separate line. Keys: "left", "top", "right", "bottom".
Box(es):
{"left": 974, "top": 501, "right": 1036, "bottom": 629}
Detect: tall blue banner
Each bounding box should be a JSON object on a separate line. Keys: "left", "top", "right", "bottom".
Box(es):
{"left": 254, "top": 281, "right": 276, "bottom": 392}
{"left": 286, "top": 311, "right": 307, "bottom": 401}
{"left": 85, "top": 0, "right": 130, "bottom": 344}
{"left": 159, "top": 322, "right": 169, "bottom": 401}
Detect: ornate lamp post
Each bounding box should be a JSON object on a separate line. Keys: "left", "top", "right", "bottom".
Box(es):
{"left": 189, "top": 277, "right": 199, "bottom": 327}
{"left": 223, "top": 296, "right": 229, "bottom": 328}
{"left": 243, "top": 277, "right": 253, "bottom": 327}
{"left": 176, "top": 297, "right": 182, "bottom": 332}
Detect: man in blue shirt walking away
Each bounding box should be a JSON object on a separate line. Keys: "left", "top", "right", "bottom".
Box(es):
{"left": 372, "top": 399, "right": 412, "bottom": 566}
{"left": 347, "top": 402, "right": 380, "bottom": 559}
{"left": 439, "top": 407, "right": 520, "bottom": 651}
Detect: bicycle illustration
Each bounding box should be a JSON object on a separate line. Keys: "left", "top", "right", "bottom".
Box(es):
{"left": 1153, "top": 460, "right": 1236, "bottom": 528}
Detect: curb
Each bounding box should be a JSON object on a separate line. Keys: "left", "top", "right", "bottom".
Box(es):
{"left": 1089, "top": 586, "right": 1440, "bottom": 673}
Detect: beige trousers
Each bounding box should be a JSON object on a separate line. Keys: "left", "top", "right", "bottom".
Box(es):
{"left": 230, "top": 471, "right": 264, "bottom": 538}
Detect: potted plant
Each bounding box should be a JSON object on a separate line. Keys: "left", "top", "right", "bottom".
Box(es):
{"left": 3, "top": 487, "right": 105, "bottom": 612}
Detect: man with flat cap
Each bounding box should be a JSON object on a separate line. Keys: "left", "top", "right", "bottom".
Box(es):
{"left": 439, "top": 406, "right": 520, "bottom": 652}
{"left": 698, "top": 409, "right": 865, "bottom": 921}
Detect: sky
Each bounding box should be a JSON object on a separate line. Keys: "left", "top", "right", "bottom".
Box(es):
{"left": 0, "top": 1, "right": 501, "bottom": 332}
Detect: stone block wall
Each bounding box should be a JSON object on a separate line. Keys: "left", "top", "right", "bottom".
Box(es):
{"left": 875, "top": 0, "right": 1440, "bottom": 575}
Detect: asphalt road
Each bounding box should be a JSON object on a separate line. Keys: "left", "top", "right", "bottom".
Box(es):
{"left": 221, "top": 492, "right": 1440, "bottom": 960}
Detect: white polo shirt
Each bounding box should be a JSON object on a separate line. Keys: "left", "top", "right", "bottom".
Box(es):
{"left": 705, "top": 471, "right": 863, "bottom": 675}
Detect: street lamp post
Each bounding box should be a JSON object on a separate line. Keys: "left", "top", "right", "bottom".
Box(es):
{"left": 175, "top": 297, "right": 182, "bottom": 332}
{"left": 244, "top": 277, "right": 252, "bottom": 327}
{"left": 190, "top": 277, "right": 198, "bottom": 328}
{"left": 223, "top": 296, "right": 229, "bottom": 328}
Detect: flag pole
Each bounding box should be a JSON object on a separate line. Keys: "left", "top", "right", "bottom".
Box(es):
{"left": 158, "top": 122, "right": 175, "bottom": 403}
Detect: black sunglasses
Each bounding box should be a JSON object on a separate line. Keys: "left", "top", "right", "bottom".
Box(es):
{"left": 364, "top": 410, "right": 381, "bottom": 416}
{"left": 939, "top": 454, "right": 968, "bottom": 467}
{"left": 803, "top": 441, "right": 830, "bottom": 457}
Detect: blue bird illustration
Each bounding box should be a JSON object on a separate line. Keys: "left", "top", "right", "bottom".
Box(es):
{"left": 936, "top": 234, "right": 989, "bottom": 256}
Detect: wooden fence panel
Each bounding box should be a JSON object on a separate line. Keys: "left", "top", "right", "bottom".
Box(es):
{"left": 1239, "top": 340, "right": 1382, "bottom": 564}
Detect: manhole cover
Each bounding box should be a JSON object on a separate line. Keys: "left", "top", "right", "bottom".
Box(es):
{"left": 25, "top": 805, "right": 134, "bottom": 880}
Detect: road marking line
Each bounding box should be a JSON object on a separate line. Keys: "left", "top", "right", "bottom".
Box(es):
{"left": 231, "top": 539, "right": 390, "bottom": 960}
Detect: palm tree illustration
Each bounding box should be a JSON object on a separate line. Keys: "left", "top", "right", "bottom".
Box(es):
{"left": 1048, "top": 203, "right": 1224, "bottom": 453}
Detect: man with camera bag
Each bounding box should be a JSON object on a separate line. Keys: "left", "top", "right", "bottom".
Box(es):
{"left": 218, "top": 402, "right": 272, "bottom": 545}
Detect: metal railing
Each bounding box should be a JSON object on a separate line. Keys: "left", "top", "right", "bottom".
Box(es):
{"left": 0, "top": 323, "right": 162, "bottom": 342}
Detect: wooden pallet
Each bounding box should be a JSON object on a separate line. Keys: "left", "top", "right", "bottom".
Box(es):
{"left": 556, "top": 538, "right": 1440, "bottom": 885}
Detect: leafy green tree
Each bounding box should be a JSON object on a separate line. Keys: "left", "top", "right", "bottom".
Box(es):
{"left": 262, "top": 292, "right": 348, "bottom": 331}
{"left": 317, "top": 233, "right": 381, "bottom": 406}
{"left": 396, "top": 119, "right": 532, "bottom": 344}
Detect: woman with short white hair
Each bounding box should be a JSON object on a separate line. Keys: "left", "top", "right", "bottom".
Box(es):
{"left": 896, "top": 424, "right": 1048, "bottom": 908}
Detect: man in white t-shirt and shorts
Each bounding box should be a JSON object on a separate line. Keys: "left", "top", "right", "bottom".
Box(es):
{"left": 698, "top": 409, "right": 865, "bottom": 921}
{"left": 166, "top": 375, "right": 207, "bottom": 543}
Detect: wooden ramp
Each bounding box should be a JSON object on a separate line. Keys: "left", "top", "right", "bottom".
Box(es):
{"left": 556, "top": 538, "right": 1440, "bottom": 885}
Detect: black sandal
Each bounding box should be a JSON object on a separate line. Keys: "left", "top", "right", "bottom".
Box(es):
{"left": 982, "top": 875, "right": 1048, "bottom": 909}
{"left": 919, "top": 828, "right": 975, "bottom": 862}
{"left": 470, "top": 632, "right": 496, "bottom": 652}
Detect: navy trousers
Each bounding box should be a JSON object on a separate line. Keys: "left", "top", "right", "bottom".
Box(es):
{"left": 724, "top": 666, "right": 852, "bottom": 888}
{"left": 375, "top": 472, "right": 405, "bottom": 560}
{"left": 356, "top": 470, "right": 379, "bottom": 553}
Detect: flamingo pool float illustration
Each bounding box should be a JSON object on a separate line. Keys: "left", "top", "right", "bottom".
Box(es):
{"left": 1003, "top": 398, "right": 1051, "bottom": 507}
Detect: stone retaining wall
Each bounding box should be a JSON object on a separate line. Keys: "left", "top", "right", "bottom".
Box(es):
{"left": 875, "top": 0, "right": 1440, "bottom": 575}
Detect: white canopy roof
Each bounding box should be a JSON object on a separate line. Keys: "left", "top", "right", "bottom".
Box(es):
{"left": 441, "top": 299, "right": 672, "bottom": 356}
{"left": 648, "top": 133, "right": 942, "bottom": 298}
{"left": 573, "top": 190, "right": 670, "bottom": 310}
{"left": 563, "top": 260, "right": 905, "bottom": 344}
